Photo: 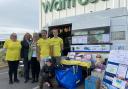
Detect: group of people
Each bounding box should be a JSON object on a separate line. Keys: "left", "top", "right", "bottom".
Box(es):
{"left": 3, "top": 29, "right": 63, "bottom": 88}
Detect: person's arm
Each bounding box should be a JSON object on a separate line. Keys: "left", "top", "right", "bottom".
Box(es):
{"left": 19, "top": 41, "right": 22, "bottom": 60}
{"left": 36, "top": 40, "right": 41, "bottom": 61}
{"left": 49, "top": 39, "right": 54, "bottom": 56}
{"left": 61, "top": 43, "right": 63, "bottom": 51}
{"left": 50, "top": 45, "right": 54, "bottom": 56}
{"left": 20, "top": 41, "right": 24, "bottom": 59}
{"left": 60, "top": 38, "right": 64, "bottom": 51}
{"left": 37, "top": 45, "right": 40, "bottom": 61}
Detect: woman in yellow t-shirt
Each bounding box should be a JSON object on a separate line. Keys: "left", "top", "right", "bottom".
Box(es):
{"left": 3, "top": 33, "right": 21, "bottom": 84}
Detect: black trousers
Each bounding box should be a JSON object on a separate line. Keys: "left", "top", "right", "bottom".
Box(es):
{"left": 31, "top": 57, "right": 40, "bottom": 81}
{"left": 23, "top": 59, "right": 30, "bottom": 81}
{"left": 8, "top": 61, "right": 19, "bottom": 81}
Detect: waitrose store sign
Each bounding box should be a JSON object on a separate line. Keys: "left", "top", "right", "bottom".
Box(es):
{"left": 42, "top": 0, "right": 108, "bottom": 13}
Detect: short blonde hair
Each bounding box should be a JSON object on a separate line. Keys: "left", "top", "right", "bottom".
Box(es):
{"left": 10, "top": 33, "right": 17, "bottom": 39}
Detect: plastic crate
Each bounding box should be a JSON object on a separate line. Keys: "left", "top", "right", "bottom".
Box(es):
{"left": 85, "top": 76, "right": 101, "bottom": 89}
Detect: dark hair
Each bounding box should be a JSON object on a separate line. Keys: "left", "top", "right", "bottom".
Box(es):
{"left": 41, "top": 30, "right": 47, "bottom": 33}
{"left": 39, "top": 33, "right": 42, "bottom": 38}
{"left": 23, "top": 33, "right": 31, "bottom": 41}
{"left": 52, "top": 28, "right": 58, "bottom": 31}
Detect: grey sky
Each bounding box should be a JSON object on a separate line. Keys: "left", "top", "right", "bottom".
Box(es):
{"left": 0, "top": 0, "right": 39, "bottom": 34}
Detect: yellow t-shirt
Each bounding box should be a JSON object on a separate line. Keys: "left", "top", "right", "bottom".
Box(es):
{"left": 3, "top": 39, "right": 21, "bottom": 61}
{"left": 50, "top": 37, "right": 63, "bottom": 56}
{"left": 37, "top": 38, "right": 51, "bottom": 58}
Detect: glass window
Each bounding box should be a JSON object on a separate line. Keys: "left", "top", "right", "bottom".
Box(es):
{"left": 89, "top": 30, "right": 105, "bottom": 35}
{"left": 111, "top": 31, "right": 125, "bottom": 40}
{"left": 73, "top": 31, "right": 88, "bottom": 36}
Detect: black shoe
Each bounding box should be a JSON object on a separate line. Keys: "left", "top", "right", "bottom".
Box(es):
{"left": 14, "top": 79, "right": 20, "bottom": 83}
{"left": 9, "top": 80, "right": 13, "bottom": 84}
{"left": 35, "top": 79, "right": 39, "bottom": 82}
{"left": 31, "top": 80, "right": 36, "bottom": 83}
{"left": 28, "top": 77, "right": 32, "bottom": 80}
{"left": 24, "top": 80, "right": 28, "bottom": 83}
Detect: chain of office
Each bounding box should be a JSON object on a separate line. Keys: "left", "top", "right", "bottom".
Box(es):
{"left": 42, "top": 0, "right": 108, "bottom": 13}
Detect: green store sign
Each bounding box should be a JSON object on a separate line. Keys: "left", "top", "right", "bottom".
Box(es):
{"left": 42, "top": 0, "right": 108, "bottom": 13}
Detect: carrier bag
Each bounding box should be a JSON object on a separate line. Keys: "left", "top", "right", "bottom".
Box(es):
{"left": 55, "top": 66, "right": 82, "bottom": 89}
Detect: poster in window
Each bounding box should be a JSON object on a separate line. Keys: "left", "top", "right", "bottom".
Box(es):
{"left": 72, "top": 36, "right": 87, "bottom": 44}
{"left": 88, "top": 34, "right": 109, "bottom": 43}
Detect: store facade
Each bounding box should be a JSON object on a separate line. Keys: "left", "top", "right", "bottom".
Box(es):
{"left": 40, "top": 0, "right": 128, "bottom": 51}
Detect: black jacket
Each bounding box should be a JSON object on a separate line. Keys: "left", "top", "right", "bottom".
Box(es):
{"left": 40, "top": 64, "right": 55, "bottom": 77}
{"left": 21, "top": 40, "right": 30, "bottom": 59}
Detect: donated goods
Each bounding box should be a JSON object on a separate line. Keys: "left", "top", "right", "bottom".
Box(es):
{"left": 81, "top": 54, "right": 92, "bottom": 62}
{"left": 67, "top": 52, "right": 93, "bottom": 62}
{"left": 67, "top": 52, "right": 76, "bottom": 59}
{"left": 85, "top": 76, "right": 101, "bottom": 89}
{"left": 91, "top": 70, "right": 105, "bottom": 80}
{"left": 75, "top": 54, "right": 92, "bottom": 62}
{"left": 55, "top": 66, "right": 82, "bottom": 89}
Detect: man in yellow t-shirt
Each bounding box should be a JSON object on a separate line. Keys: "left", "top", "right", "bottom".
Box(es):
{"left": 37, "top": 30, "right": 51, "bottom": 68}
{"left": 3, "top": 33, "right": 21, "bottom": 84}
{"left": 50, "top": 29, "right": 63, "bottom": 63}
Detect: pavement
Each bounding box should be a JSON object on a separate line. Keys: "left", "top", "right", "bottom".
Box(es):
{"left": 0, "top": 68, "right": 84, "bottom": 89}
{"left": 0, "top": 68, "right": 38, "bottom": 89}
{"left": 0, "top": 63, "right": 7, "bottom": 70}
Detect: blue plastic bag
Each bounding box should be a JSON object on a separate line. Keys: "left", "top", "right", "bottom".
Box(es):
{"left": 55, "top": 66, "right": 82, "bottom": 89}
